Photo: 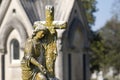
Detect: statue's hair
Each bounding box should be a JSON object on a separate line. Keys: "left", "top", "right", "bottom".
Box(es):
{"left": 32, "top": 25, "right": 46, "bottom": 38}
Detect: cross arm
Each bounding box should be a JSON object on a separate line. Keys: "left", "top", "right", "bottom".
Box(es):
{"left": 53, "top": 21, "right": 67, "bottom": 29}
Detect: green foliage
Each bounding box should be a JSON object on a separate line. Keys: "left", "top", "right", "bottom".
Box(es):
{"left": 90, "top": 17, "right": 120, "bottom": 72}
{"left": 81, "top": 0, "right": 97, "bottom": 26}
{"left": 90, "top": 32, "right": 107, "bottom": 72}
{"left": 99, "top": 17, "right": 120, "bottom": 71}
{"left": 90, "top": 0, "right": 120, "bottom": 74}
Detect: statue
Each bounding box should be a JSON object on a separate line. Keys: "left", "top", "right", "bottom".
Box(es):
{"left": 21, "top": 27, "right": 47, "bottom": 80}
{"left": 21, "top": 5, "right": 67, "bottom": 80}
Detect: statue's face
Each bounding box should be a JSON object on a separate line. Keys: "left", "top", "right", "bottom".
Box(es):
{"left": 35, "top": 31, "right": 45, "bottom": 39}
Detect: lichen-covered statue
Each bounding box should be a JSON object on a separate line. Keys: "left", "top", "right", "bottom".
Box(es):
{"left": 21, "top": 5, "right": 67, "bottom": 80}
{"left": 21, "top": 27, "right": 48, "bottom": 80}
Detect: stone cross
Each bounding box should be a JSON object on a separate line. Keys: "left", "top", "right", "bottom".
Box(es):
{"left": 34, "top": 5, "right": 67, "bottom": 33}
{"left": 33, "top": 5, "right": 67, "bottom": 79}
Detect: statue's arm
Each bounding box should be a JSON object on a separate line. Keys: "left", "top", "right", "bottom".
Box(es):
{"left": 30, "top": 57, "right": 47, "bottom": 74}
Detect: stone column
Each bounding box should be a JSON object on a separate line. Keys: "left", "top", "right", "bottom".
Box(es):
{"left": 0, "top": 53, "right": 5, "bottom": 80}
{"left": 83, "top": 46, "right": 90, "bottom": 80}
{"left": 0, "top": 54, "right": 2, "bottom": 80}
{"left": 55, "top": 29, "right": 65, "bottom": 80}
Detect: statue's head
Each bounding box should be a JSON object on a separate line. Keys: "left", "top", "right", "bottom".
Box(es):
{"left": 32, "top": 25, "right": 46, "bottom": 39}
{"left": 45, "top": 5, "right": 54, "bottom": 26}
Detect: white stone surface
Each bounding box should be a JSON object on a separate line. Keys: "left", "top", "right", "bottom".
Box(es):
{"left": 91, "top": 71, "right": 98, "bottom": 79}
{"left": 97, "top": 71, "right": 103, "bottom": 80}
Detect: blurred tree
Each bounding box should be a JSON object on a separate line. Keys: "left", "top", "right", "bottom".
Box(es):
{"left": 81, "top": 0, "right": 97, "bottom": 26}
{"left": 90, "top": 32, "right": 107, "bottom": 72}
{"left": 99, "top": 16, "right": 120, "bottom": 73}
{"left": 90, "top": 0, "right": 120, "bottom": 76}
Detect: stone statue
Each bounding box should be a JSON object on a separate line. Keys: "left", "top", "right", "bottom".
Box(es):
{"left": 21, "top": 28, "right": 48, "bottom": 80}
{"left": 21, "top": 5, "right": 67, "bottom": 80}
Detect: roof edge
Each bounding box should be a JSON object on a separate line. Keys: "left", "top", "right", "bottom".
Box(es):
{"left": 0, "top": 0, "right": 11, "bottom": 26}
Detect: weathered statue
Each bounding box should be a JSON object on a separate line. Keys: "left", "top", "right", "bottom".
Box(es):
{"left": 21, "top": 27, "right": 47, "bottom": 80}
{"left": 33, "top": 5, "right": 66, "bottom": 78}
{"left": 21, "top": 5, "right": 67, "bottom": 80}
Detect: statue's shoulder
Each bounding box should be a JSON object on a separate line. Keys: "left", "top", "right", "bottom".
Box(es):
{"left": 25, "top": 38, "right": 39, "bottom": 46}
{"left": 24, "top": 38, "right": 34, "bottom": 54}
{"left": 24, "top": 38, "right": 34, "bottom": 47}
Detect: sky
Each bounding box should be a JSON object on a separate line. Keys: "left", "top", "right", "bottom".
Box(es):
{"left": 92, "top": 0, "right": 114, "bottom": 31}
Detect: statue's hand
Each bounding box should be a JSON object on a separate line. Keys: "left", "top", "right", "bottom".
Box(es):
{"left": 38, "top": 65, "right": 47, "bottom": 75}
